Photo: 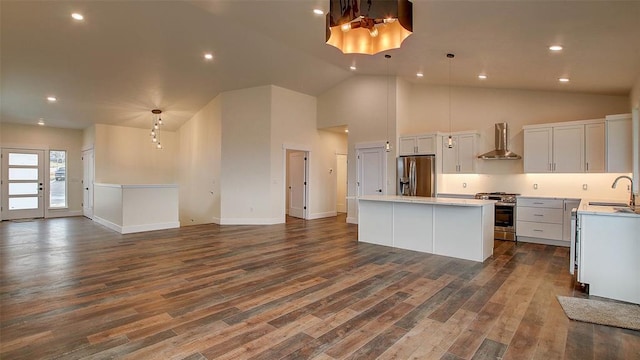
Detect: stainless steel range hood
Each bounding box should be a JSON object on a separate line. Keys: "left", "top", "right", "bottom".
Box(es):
{"left": 478, "top": 123, "right": 522, "bottom": 160}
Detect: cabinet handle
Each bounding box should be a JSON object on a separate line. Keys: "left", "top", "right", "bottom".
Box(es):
{"left": 586, "top": 162, "right": 589, "bottom": 171}
{"left": 533, "top": 202, "right": 544, "bottom": 205}
{"left": 534, "top": 214, "right": 544, "bottom": 217}
{"left": 533, "top": 229, "right": 544, "bottom": 232}
{"left": 553, "top": 163, "right": 556, "bottom": 171}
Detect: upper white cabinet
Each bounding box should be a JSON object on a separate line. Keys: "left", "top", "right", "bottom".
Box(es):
{"left": 585, "top": 122, "right": 605, "bottom": 173}
{"left": 398, "top": 134, "right": 436, "bottom": 155}
{"left": 441, "top": 132, "right": 477, "bottom": 173}
{"left": 606, "top": 113, "right": 632, "bottom": 173}
{"left": 524, "top": 119, "right": 605, "bottom": 173}
{"left": 523, "top": 127, "right": 553, "bottom": 173}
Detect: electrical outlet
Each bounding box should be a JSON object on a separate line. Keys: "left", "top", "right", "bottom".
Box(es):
{"left": 533, "top": 184, "right": 538, "bottom": 190}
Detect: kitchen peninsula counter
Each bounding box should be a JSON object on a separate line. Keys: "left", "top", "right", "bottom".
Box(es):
{"left": 358, "top": 195, "right": 495, "bottom": 262}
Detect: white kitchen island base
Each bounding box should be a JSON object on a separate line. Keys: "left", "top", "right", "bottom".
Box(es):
{"left": 358, "top": 196, "right": 495, "bottom": 262}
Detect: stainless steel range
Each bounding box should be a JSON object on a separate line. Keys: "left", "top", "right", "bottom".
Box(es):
{"left": 475, "top": 192, "right": 518, "bottom": 241}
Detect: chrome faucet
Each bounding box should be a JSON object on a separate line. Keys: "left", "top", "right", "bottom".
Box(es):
{"left": 611, "top": 175, "right": 635, "bottom": 208}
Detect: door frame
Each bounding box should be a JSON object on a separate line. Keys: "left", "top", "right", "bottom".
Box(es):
{"left": 82, "top": 148, "right": 95, "bottom": 219}
{"left": 282, "top": 144, "right": 310, "bottom": 222}
{"left": 335, "top": 152, "right": 348, "bottom": 214}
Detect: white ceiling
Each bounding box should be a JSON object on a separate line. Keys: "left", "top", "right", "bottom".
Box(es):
{"left": 2, "top": 1, "right": 639, "bottom": 131}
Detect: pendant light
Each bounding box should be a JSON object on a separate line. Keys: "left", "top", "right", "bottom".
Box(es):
{"left": 385, "top": 54, "right": 392, "bottom": 152}
{"left": 447, "top": 53, "right": 455, "bottom": 149}
{"left": 150, "top": 109, "right": 163, "bottom": 149}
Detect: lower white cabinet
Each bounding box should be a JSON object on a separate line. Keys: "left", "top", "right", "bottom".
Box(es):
{"left": 516, "top": 197, "right": 573, "bottom": 246}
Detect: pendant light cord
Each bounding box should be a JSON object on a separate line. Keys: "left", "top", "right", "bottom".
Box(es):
{"left": 385, "top": 54, "right": 391, "bottom": 152}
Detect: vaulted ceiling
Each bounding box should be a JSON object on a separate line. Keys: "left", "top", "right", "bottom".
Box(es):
{"left": 2, "top": 1, "right": 639, "bottom": 131}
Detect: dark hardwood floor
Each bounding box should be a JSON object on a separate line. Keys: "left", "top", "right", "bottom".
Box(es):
{"left": 1, "top": 215, "right": 638, "bottom": 359}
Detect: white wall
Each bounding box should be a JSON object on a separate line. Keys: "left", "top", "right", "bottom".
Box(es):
{"left": 439, "top": 173, "right": 632, "bottom": 201}
{"left": 317, "top": 75, "right": 397, "bottom": 221}
{"left": 94, "top": 124, "right": 178, "bottom": 184}
{"left": 178, "top": 95, "right": 222, "bottom": 225}
{"left": 318, "top": 76, "right": 632, "bottom": 220}
{"left": 1, "top": 123, "right": 84, "bottom": 217}
{"left": 219, "top": 86, "right": 273, "bottom": 223}
{"left": 406, "top": 84, "right": 630, "bottom": 175}
{"left": 271, "top": 86, "right": 348, "bottom": 221}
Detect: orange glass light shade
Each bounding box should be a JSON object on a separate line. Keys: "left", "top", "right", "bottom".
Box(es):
{"left": 326, "top": 0, "right": 413, "bottom": 55}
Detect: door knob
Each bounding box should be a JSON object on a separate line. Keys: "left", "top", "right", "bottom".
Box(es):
{"left": 377, "top": 189, "right": 382, "bottom": 193}
{"left": 85, "top": 188, "right": 89, "bottom": 190}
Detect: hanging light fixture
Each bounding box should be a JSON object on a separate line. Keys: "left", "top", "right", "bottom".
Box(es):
{"left": 447, "top": 53, "right": 455, "bottom": 149}
{"left": 326, "top": 0, "right": 413, "bottom": 55}
{"left": 150, "top": 109, "right": 163, "bottom": 149}
{"left": 385, "top": 54, "right": 392, "bottom": 152}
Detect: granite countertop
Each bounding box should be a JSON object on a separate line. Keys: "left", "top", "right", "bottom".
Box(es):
{"left": 358, "top": 195, "right": 495, "bottom": 207}
{"left": 577, "top": 199, "right": 640, "bottom": 218}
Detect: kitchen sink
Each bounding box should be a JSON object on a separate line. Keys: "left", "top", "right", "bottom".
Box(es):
{"left": 588, "top": 201, "right": 629, "bottom": 207}
{"left": 613, "top": 207, "right": 635, "bottom": 213}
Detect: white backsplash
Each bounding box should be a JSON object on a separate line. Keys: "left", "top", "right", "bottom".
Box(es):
{"left": 438, "top": 173, "right": 634, "bottom": 201}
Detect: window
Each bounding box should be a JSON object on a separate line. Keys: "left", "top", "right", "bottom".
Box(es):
{"left": 50, "top": 150, "right": 67, "bottom": 208}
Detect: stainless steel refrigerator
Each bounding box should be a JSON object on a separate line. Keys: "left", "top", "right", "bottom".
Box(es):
{"left": 397, "top": 155, "right": 436, "bottom": 197}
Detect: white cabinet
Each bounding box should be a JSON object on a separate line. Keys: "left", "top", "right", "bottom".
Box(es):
{"left": 606, "top": 113, "right": 632, "bottom": 173}
{"left": 441, "top": 133, "right": 477, "bottom": 174}
{"left": 523, "top": 127, "right": 552, "bottom": 173}
{"left": 516, "top": 197, "right": 566, "bottom": 244}
{"left": 553, "top": 124, "right": 584, "bottom": 173}
{"left": 398, "top": 134, "right": 436, "bottom": 155}
{"left": 579, "top": 212, "right": 640, "bottom": 304}
{"left": 585, "top": 122, "right": 605, "bottom": 172}
{"left": 562, "top": 199, "right": 581, "bottom": 241}
{"left": 523, "top": 119, "right": 604, "bottom": 173}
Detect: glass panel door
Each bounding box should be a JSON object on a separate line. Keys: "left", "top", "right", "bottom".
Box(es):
{"left": 1, "top": 149, "right": 45, "bottom": 219}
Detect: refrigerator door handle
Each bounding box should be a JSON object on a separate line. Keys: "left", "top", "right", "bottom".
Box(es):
{"left": 410, "top": 159, "right": 416, "bottom": 196}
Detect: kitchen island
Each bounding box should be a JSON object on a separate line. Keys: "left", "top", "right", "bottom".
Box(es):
{"left": 576, "top": 200, "right": 640, "bottom": 304}
{"left": 358, "top": 195, "right": 495, "bottom": 262}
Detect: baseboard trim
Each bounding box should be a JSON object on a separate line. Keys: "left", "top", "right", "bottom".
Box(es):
{"left": 46, "top": 210, "right": 83, "bottom": 218}
{"left": 121, "top": 222, "right": 180, "bottom": 234}
{"left": 516, "top": 236, "right": 570, "bottom": 247}
{"left": 346, "top": 216, "right": 358, "bottom": 224}
{"left": 93, "top": 216, "right": 123, "bottom": 233}
{"left": 308, "top": 211, "right": 337, "bottom": 220}
{"left": 219, "top": 217, "right": 282, "bottom": 225}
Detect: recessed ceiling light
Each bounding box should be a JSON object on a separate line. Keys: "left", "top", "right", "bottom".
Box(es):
{"left": 344, "top": 129, "right": 349, "bottom": 133}
{"left": 558, "top": 77, "right": 570, "bottom": 83}
{"left": 549, "top": 45, "right": 563, "bottom": 51}
{"left": 313, "top": 9, "right": 324, "bottom": 15}
{"left": 37, "top": 118, "right": 45, "bottom": 126}
{"left": 203, "top": 53, "right": 214, "bottom": 60}
{"left": 416, "top": 72, "right": 424, "bottom": 78}
{"left": 349, "top": 65, "right": 357, "bottom": 71}
{"left": 71, "top": 13, "right": 84, "bottom": 21}
{"left": 47, "top": 96, "right": 57, "bottom": 102}
{"left": 478, "top": 74, "right": 488, "bottom": 80}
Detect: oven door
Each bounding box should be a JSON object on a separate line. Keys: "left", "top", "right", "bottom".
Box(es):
{"left": 495, "top": 203, "right": 516, "bottom": 241}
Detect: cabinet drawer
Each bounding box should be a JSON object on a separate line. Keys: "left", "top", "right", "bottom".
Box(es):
{"left": 517, "top": 198, "right": 563, "bottom": 208}
{"left": 517, "top": 207, "right": 563, "bottom": 224}
{"left": 516, "top": 221, "right": 563, "bottom": 240}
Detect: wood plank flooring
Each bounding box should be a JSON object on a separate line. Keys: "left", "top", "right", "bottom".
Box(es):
{"left": 1, "top": 215, "right": 638, "bottom": 359}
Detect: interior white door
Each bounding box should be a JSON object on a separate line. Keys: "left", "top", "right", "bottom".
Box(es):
{"left": 357, "top": 147, "right": 385, "bottom": 196}
{"left": 82, "top": 149, "right": 95, "bottom": 219}
{"left": 288, "top": 151, "right": 306, "bottom": 219}
{"left": 336, "top": 154, "right": 347, "bottom": 213}
{"left": 1, "top": 149, "right": 45, "bottom": 220}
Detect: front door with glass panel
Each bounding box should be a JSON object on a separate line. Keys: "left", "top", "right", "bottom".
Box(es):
{"left": 1, "top": 149, "right": 45, "bottom": 220}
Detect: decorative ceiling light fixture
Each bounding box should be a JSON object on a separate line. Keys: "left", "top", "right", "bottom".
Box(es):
{"left": 385, "top": 54, "right": 392, "bottom": 152}
{"left": 150, "top": 109, "right": 164, "bottom": 149}
{"left": 326, "top": 0, "right": 413, "bottom": 55}
{"left": 447, "top": 53, "right": 455, "bottom": 149}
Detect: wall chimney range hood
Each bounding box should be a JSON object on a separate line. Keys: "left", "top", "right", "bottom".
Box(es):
{"left": 478, "top": 123, "right": 522, "bottom": 160}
